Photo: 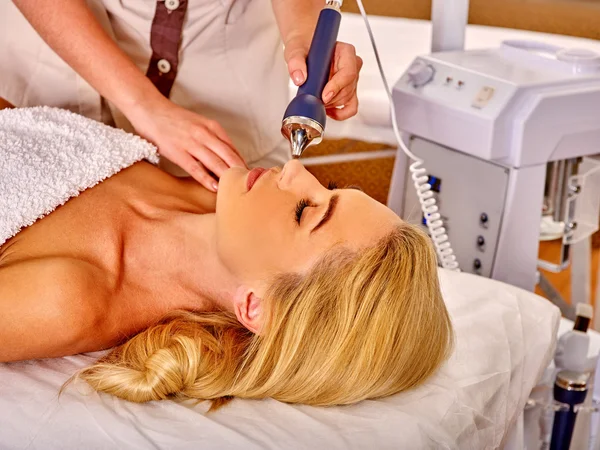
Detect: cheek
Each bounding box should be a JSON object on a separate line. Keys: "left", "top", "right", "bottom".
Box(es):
{"left": 216, "top": 188, "right": 293, "bottom": 280}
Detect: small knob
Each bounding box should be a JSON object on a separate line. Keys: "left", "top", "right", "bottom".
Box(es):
{"left": 477, "top": 236, "right": 485, "bottom": 247}
{"left": 480, "top": 213, "right": 489, "bottom": 224}
{"left": 557, "top": 48, "right": 600, "bottom": 63}
{"left": 557, "top": 48, "right": 600, "bottom": 74}
{"left": 407, "top": 61, "right": 435, "bottom": 87}
{"left": 473, "top": 259, "right": 482, "bottom": 271}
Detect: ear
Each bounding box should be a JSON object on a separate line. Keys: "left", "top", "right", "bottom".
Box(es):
{"left": 233, "top": 287, "right": 264, "bottom": 334}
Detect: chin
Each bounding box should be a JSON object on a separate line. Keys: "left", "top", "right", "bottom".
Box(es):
{"left": 215, "top": 166, "right": 247, "bottom": 215}
{"left": 218, "top": 167, "right": 247, "bottom": 194}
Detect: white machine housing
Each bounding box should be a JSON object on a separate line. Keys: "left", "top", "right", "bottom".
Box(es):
{"left": 389, "top": 41, "right": 600, "bottom": 291}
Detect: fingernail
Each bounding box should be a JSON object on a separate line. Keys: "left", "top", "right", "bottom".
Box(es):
{"left": 212, "top": 182, "right": 218, "bottom": 192}
{"left": 323, "top": 91, "right": 334, "bottom": 103}
{"left": 292, "top": 70, "right": 305, "bottom": 86}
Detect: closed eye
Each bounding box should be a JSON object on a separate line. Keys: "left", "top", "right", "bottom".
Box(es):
{"left": 295, "top": 181, "right": 337, "bottom": 225}
{"left": 295, "top": 198, "right": 311, "bottom": 224}
{"left": 295, "top": 182, "right": 362, "bottom": 226}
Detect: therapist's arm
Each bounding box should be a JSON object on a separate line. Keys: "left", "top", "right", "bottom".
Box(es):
{"left": 271, "top": 0, "right": 363, "bottom": 120}
{"left": 12, "top": 0, "right": 245, "bottom": 191}
{"left": 13, "top": 0, "right": 160, "bottom": 122}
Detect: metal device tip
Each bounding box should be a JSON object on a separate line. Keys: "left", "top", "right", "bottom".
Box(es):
{"left": 290, "top": 128, "right": 310, "bottom": 158}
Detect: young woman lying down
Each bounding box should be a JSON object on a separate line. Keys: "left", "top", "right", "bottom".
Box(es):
{"left": 0, "top": 105, "right": 453, "bottom": 409}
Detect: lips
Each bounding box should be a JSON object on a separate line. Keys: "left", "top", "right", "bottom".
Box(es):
{"left": 247, "top": 167, "right": 268, "bottom": 191}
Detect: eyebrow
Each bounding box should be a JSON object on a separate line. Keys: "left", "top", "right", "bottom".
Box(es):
{"left": 311, "top": 194, "right": 340, "bottom": 234}
{"left": 347, "top": 184, "right": 363, "bottom": 192}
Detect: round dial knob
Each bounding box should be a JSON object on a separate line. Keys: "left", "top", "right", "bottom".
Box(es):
{"left": 557, "top": 48, "right": 600, "bottom": 63}
{"left": 557, "top": 48, "right": 600, "bottom": 73}
{"left": 407, "top": 61, "right": 435, "bottom": 87}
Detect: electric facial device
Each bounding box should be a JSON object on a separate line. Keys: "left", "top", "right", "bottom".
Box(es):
{"left": 389, "top": 36, "right": 600, "bottom": 291}
{"left": 551, "top": 370, "right": 589, "bottom": 450}
{"left": 281, "top": 0, "right": 343, "bottom": 158}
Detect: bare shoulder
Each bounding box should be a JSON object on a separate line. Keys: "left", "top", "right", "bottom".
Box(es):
{"left": 0, "top": 256, "right": 112, "bottom": 362}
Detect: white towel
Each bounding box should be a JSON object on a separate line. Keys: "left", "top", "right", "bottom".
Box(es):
{"left": 0, "top": 107, "right": 159, "bottom": 246}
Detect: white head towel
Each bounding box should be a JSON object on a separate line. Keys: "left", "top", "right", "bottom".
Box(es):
{"left": 0, "top": 107, "right": 158, "bottom": 246}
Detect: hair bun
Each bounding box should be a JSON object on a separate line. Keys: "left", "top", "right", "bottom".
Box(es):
{"left": 141, "top": 335, "right": 201, "bottom": 399}
{"left": 77, "top": 325, "right": 204, "bottom": 403}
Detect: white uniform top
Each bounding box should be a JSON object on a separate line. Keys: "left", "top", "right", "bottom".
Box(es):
{"left": 0, "top": 0, "right": 290, "bottom": 166}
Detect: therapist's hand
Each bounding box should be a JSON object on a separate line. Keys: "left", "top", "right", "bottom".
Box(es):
{"left": 285, "top": 40, "right": 363, "bottom": 121}
{"left": 127, "top": 96, "right": 247, "bottom": 192}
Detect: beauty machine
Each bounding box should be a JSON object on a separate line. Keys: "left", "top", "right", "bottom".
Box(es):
{"left": 387, "top": 19, "right": 600, "bottom": 292}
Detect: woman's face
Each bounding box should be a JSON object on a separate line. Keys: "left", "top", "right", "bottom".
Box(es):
{"left": 216, "top": 160, "right": 402, "bottom": 288}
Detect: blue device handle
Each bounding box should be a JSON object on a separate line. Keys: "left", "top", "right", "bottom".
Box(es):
{"left": 298, "top": 7, "right": 341, "bottom": 99}
{"left": 283, "top": 7, "right": 341, "bottom": 128}
{"left": 550, "top": 384, "right": 587, "bottom": 450}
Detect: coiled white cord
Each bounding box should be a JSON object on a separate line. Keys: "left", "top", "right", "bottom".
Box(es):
{"left": 354, "top": 0, "right": 459, "bottom": 271}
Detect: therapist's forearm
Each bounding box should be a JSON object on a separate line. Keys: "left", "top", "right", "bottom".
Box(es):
{"left": 12, "top": 0, "right": 162, "bottom": 114}
{"left": 271, "top": 0, "right": 324, "bottom": 49}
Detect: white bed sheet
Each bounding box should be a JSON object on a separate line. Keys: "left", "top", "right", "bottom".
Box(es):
{"left": 1, "top": 269, "right": 559, "bottom": 450}
{"left": 312, "top": 14, "right": 600, "bottom": 146}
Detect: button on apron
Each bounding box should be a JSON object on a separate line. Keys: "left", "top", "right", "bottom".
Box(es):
{"left": 165, "top": 0, "right": 180, "bottom": 11}
{"left": 157, "top": 59, "right": 171, "bottom": 74}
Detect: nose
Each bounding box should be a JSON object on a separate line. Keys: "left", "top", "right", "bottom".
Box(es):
{"left": 278, "top": 159, "right": 318, "bottom": 192}
{"left": 281, "top": 159, "right": 303, "bottom": 179}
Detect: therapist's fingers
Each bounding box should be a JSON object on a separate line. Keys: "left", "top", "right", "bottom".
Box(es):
{"left": 284, "top": 41, "right": 308, "bottom": 86}
{"left": 326, "top": 57, "right": 362, "bottom": 108}
{"left": 193, "top": 125, "right": 246, "bottom": 170}
{"left": 175, "top": 152, "right": 219, "bottom": 192}
{"left": 322, "top": 43, "right": 361, "bottom": 105}
{"left": 326, "top": 85, "right": 357, "bottom": 109}
{"left": 326, "top": 95, "right": 359, "bottom": 121}
{"left": 188, "top": 143, "right": 230, "bottom": 179}
{"left": 208, "top": 121, "right": 248, "bottom": 169}
{"left": 205, "top": 120, "right": 235, "bottom": 151}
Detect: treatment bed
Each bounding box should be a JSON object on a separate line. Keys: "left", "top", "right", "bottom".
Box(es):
{"left": 1, "top": 269, "right": 558, "bottom": 449}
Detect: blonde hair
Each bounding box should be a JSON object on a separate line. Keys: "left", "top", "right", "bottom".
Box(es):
{"left": 77, "top": 223, "right": 453, "bottom": 409}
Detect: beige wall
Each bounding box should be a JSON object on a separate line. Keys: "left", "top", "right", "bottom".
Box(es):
{"left": 342, "top": 0, "right": 600, "bottom": 40}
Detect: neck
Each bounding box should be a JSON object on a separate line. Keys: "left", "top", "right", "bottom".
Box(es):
{"left": 166, "top": 211, "right": 239, "bottom": 312}
{"left": 118, "top": 172, "right": 239, "bottom": 318}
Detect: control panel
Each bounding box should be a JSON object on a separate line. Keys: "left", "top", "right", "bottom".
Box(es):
{"left": 394, "top": 46, "right": 600, "bottom": 165}
{"left": 398, "top": 56, "right": 516, "bottom": 120}
{"left": 402, "top": 138, "right": 510, "bottom": 277}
